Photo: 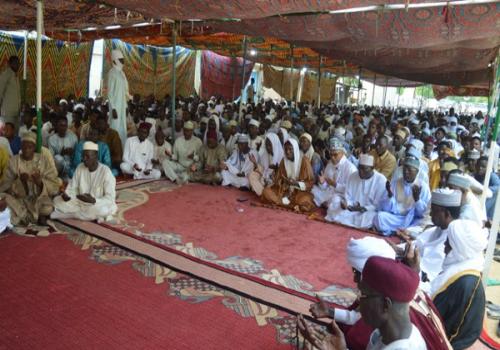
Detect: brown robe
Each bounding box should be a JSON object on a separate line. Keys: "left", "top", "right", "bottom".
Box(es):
{"left": 261, "top": 156, "right": 315, "bottom": 212}
{"left": 98, "top": 128, "right": 123, "bottom": 167}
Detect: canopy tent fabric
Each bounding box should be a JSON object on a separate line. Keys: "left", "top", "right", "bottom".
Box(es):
{"left": 0, "top": 31, "right": 92, "bottom": 104}
{"left": 102, "top": 39, "right": 196, "bottom": 99}
{"left": 432, "top": 85, "right": 491, "bottom": 101}
{"left": 262, "top": 65, "right": 300, "bottom": 101}
{"left": 300, "top": 72, "right": 337, "bottom": 104}
{"left": 200, "top": 51, "right": 254, "bottom": 101}
{"left": 96, "top": 1, "right": 499, "bottom": 89}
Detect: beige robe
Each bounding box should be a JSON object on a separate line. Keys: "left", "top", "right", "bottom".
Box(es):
{"left": 190, "top": 144, "right": 227, "bottom": 184}
{"left": 262, "top": 157, "right": 315, "bottom": 212}
{"left": 0, "top": 152, "right": 61, "bottom": 225}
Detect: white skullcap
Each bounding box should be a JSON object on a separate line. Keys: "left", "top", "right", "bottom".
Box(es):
{"left": 73, "top": 103, "right": 85, "bottom": 112}
{"left": 300, "top": 133, "right": 312, "bottom": 142}
{"left": 249, "top": 119, "right": 260, "bottom": 128}
{"left": 409, "top": 139, "right": 424, "bottom": 152}
{"left": 431, "top": 188, "right": 462, "bottom": 207}
{"left": 228, "top": 120, "right": 238, "bottom": 127}
{"left": 334, "top": 127, "right": 346, "bottom": 138}
{"left": 111, "top": 49, "right": 124, "bottom": 61}
{"left": 237, "top": 134, "right": 249, "bottom": 143}
{"left": 200, "top": 117, "right": 209, "bottom": 123}
{"left": 83, "top": 141, "right": 98, "bottom": 152}
{"left": 448, "top": 173, "right": 471, "bottom": 190}
{"left": 59, "top": 99, "right": 68, "bottom": 105}
{"left": 347, "top": 237, "right": 396, "bottom": 272}
{"left": 359, "top": 154, "right": 374, "bottom": 167}
{"left": 183, "top": 121, "right": 194, "bottom": 130}
{"left": 265, "top": 115, "right": 274, "bottom": 122}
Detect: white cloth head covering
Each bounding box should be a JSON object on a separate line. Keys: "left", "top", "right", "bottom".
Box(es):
{"left": 279, "top": 128, "right": 289, "bottom": 143}
{"left": 111, "top": 49, "right": 124, "bottom": 71}
{"left": 203, "top": 115, "right": 220, "bottom": 144}
{"left": 249, "top": 119, "right": 260, "bottom": 128}
{"left": 259, "top": 132, "right": 284, "bottom": 172}
{"left": 430, "top": 219, "right": 487, "bottom": 296}
{"left": 73, "top": 103, "right": 85, "bottom": 112}
{"left": 409, "top": 139, "right": 424, "bottom": 152}
{"left": 284, "top": 138, "right": 302, "bottom": 180}
{"left": 237, "top": 134, "right": 249, "bottom": 143}
{"left": 83, "top": 141, "right": 99, "bottom": 152}
{"left": 300, "top": 133, "right": 315, "bottom": 160}
{"left": 347, "top": 237, "right": 396, "bottom": 272}
{"left": 431, "top": 188, "right": 462, "bottom": 207}
{"left": 359, "top": 154, "right": 374, "bottom": 167}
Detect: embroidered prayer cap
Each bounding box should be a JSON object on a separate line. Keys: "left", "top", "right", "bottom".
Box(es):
{"left": 329, "top": 137, "right": 345, "bottom": 151}
{"left": 183, "top": 121, "right": 194, "bottom": 130}
{"left": 448, "top": 173, "right": 471, "bottom": 190}
{"left": 359, "top": 154, "right": 374, "bottom": 167}
{"left": 249, "top": 119, "right": 260, "bottom": 128}
{"left": 361, "top": 256, "right": 420, "bottom": 302}
{"left": 300, "top": 133, "right": 312, "bottom": 142}
{"left": 347, "top": 237, "right": 396, "bottom": 273}
{"left": 431, "top": 188, "right": 462, "bottom": 207}
{"left": 83, "top": 141, "right": 99, "bottom": 152}
{"left": 403, "top": 156, "right": 420, "bottom": 170}
{"left": 281, "top": 120, "right": 293, "bottom": 130}
{"left": 237, "top": 134, "right": 249, "bottom": 143}
{"left": 138, "top": 122, "right": 152, "bottom": 131}
{"left": 21, "top": 132, "right": 37, "bottom": 144}
{"left": 394, "top": 129, "right": 406, "bottom": 140}
{"left": 468, "top": 150, "right": 481, "bottom": 160}
{"left": 228, "top": 120, "right": 238, "bottom": 127}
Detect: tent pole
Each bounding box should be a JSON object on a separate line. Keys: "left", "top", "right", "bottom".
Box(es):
{"left": 316, "top": 56, "right": 321, "bottom": 108}
{"left": 357, "top": 68, "right": 362, "bottom": 104}
{"left": 21, "top": 30, "right": 28, "bottom": 104}
{"left": 371, "top": 74, "right": 376, "bottom": 106}
{"left": 481, "top": 50, "right": 500, "bottom": 286}
{"left": 36, "top": 1, "right": 43, "bottom": 152}
{"left": 396, "top": 82, "right": 402, "bottom": 108}
{"left": 289, "top": 45, "right": 294, "bottom": 101}
{"left": 170, "top": 22, "right": 177, "bottom": 141}
{"left": 239, "top": 36, "right": 248, "bottom": 117}
{"left": 382, "top": 77, "right": 388, "bottom": 107}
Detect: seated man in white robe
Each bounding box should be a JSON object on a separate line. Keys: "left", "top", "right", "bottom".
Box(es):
{"left": 151, "top": 128, "right": 172, "bottom": 174}
{"left": 248, "top": 132, "right": 283, "bottom": 196}
{"left": 373, "top": 156, "right": 431, "bottom": 236}
{"left": 447, "top": 171, "right": 486, "bottom": 226}
{"left": 312, "top": 137, "right": 356, "bottom": 208}
{"left": 48, "top": 116, "right": 78, "bottom": 179}
{"left": 325, "top": 154, "right": 386, "bottom": 229}
{"left": 120, "top": 122, "right": 161, "bottom": 180}
{"left": 52, "top": 141, "right": 117, "bottom": 222}
{"left": 162, "top": 121, "right": 202, "bottom": 184}
{"left": 221, "top": 134, "right": 258, "bottom": 189}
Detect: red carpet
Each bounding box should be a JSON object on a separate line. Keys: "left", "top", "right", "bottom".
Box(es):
{"left": 120, "top": 182, "right": 375, "bottom": 296}
{"left": 0, "top": 233, "right": 293, "bottom": 350}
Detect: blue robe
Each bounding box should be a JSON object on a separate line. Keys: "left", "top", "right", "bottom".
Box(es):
{"left": 373, "top": 176, "right": 431, "bottom": 235}
{"left": 69, "top": 140, "right": 118, "bottom": 178}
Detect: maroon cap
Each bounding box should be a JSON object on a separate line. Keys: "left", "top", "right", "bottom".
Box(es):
{"left": 139, "top": 122, "right": 152, "bottom": 130}
{"left": 362, "top": 256, "right": 419, "bottom": 302}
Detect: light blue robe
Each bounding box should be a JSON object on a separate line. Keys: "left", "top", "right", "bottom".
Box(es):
{"left": 373, "top": 176, "right": 431, "bottom": 236}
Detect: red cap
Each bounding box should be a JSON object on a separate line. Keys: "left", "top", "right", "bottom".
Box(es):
{"left": 139, "top": 122, "right": 152, "bottom": 130}
{"left": 362, "top": 256, "right": 419, "bottom": 302}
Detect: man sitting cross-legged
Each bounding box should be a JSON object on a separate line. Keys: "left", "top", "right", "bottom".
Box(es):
{"left": 325, "top": 154, "right": 386, "bottom": 229}
{"left": 261, "top": 138, "right": 315, "bottom": 212}
{"left": 120, "top": 122, "right": 161, "bottom": 180}
{"left": 52, "top": 141, "right": 117, "bottom": 222}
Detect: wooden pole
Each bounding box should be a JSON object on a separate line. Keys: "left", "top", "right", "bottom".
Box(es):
{"left": 36, "top": 1, "right": 43, "bottom": 152}
{"left": 170, "top": 22, "right": 177, "bottom": 141}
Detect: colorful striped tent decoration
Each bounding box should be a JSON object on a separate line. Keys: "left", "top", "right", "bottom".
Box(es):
{"left": 102, "top": 39, "right": 196, "bottom": 99}
{"left": 0, "top": 31, "right": 93, "bottom": 104}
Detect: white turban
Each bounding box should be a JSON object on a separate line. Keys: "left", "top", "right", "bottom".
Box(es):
{"left": 444, "top": 220, "right": 487, "bottom": 269}
{"left": 346, "top": 237, "right": 396, "bottom": 272}
{"left": 111, "top": 49, "right": 124, "bottom": 70}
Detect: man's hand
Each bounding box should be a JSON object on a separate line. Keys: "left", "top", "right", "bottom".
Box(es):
{"left": 151, "top": 159, "right": 160, "bottom": 166}
{"left": 309, "top": 295, "right": 330, "bottom": 319}
{"left": 412, "top": 185, "right": 421, "bottom": 202}
{"left": 269, "top": 164, "right": 278, "bottom": 171}
{"left": 340, "top": 200, "right": 347, "bottom": 210}
{"left": 20, "top": 172, "right": 29, "bottom": 184}
{"left": 62, "top": 148, "right": 74, "bottom": 157}
{"left": 318, "top": 172, "right": 326, "bottom": 185}
{"left": 165, "top": 149, "right": 172, "bottom": 157}
{"left": 112, "top": 109, "right": 118, "bottom": 119}
{"left": 220, "top": 162, "right": 228, "bottom": 171}
{"left": 204, "top": 165, "right": 214, "bottom": 173}
{"left": 187, "top": 152, "right": 194, "bottom": 160}
{"left": 322, "top": 320, "right": 348, "bottom": 350}
{"left": 31, "top": 171, "right": 42, "bottom": 187}
{"left": 133, "top": 164, "right": 142, "bottom": 172}
{"left": 143, "top": 169, "right": 151, "bottom": 176}
{"left": 396, "top": 229, "right": 412, "bottom": 243}
{"left": 237, "top": 172, "right": 245, "bottom": 178}
{"left": 61, "top": 193, "right": 71, "bottom": 202}
{"left": 326, "top": 177, "right": 337, "bottom": 188}
{"left": 190, "top": 164, "right": 197, "bottom": 172}
{"left": 403, "top": 242, "right": 420, "bottom": 273}
{"left": 77, "top": 193, "right": 96, "bottom": 204}
{"left": 249, "top": 153, "right": 257, "bottom": 166}
{"left": 386, "top": 181, "right": 393, "bottom": 198}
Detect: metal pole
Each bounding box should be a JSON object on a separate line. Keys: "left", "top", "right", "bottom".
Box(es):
{"left": 36, "top": 1, "right": 43, "bottom": 152}
{"left": 22, "top": 30, "right": 28, "bottom": 104}
{"left": 231, "top": 54, "right": 236, "bottom": 101}
{"left": 289, "top": 45, "right": 294, "bottom": 101}
{"left": 371, "top": 74, "right": 376, "bottom": 106}
{"left": 239, "top": 36, "right": 248, "bottom": 117}
{"left": 382, "top": 77, "right": 388, "bottom": 107}
{"left": 396, "top": 82, "right": 402, "bottom": 108}
{"left": 170, "top": 22, "right": 177, "bottom": 141}
{"left": 316, "top": 56, "right": 321, "bottom": 108}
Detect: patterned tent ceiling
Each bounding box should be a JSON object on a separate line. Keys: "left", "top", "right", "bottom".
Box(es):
{"left": 0, "top": 0, "right": 498, "bottom": 90}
